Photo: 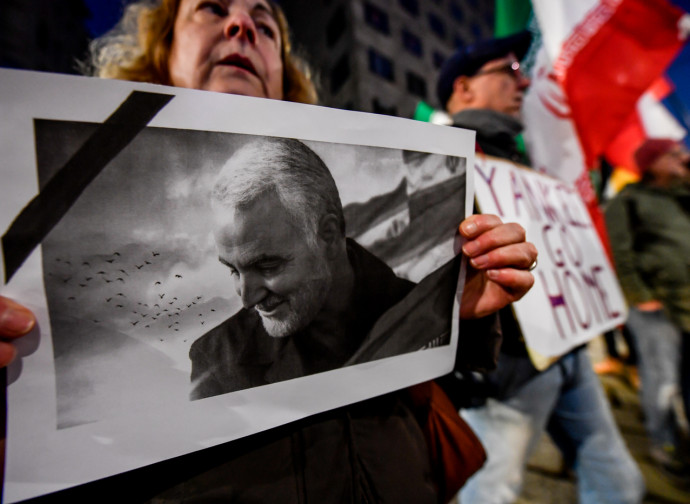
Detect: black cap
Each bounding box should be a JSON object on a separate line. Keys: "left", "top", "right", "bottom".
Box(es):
{"left": 436, "top": 30, "right": 532, "bottom": 108}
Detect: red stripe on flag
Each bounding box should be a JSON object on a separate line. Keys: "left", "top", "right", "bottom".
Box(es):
{"left": 605, "top": 111, "right": 646, "bottom": 174}
{"left": 648, "top": 75, "right": 674, "bottom": 100}
{"left": 562, "top": 0, "right": 684, "bottom": 167}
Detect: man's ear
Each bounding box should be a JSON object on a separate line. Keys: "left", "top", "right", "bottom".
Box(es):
{"left": 317, "top": 214, "right": 343, "bottom": 259}
{"left": 452, "top": 75, "right": 473, "bottom": 101}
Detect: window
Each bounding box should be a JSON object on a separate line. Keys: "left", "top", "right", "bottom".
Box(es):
{"left": 406, "top": 71, "right": 427, "bottom": 99}
{"left": 402, "top": 29, "right": 423, "bottom": 57}
{"left": 368, "top": 48, "right": 394, "bottom": 81}
{"left": 372, "top": 98, "right": 398, "bottom": 116}
{"left": 364, "top": 2, "right": 389, "bottom": 34}
{"left": 330, "top": 54, "right": 350, "bottom": 94}
{"left": 428, "top": 13, "right": 445, "bottom": 40}
{"left": 326, "top": 5, "right": 346, "bottom": 47}
{"left": 449, "top": 2, "right": 463, "bottom": 22}
{"left": 471, "top": 22, "right": 483, "bottom": 39}
{"left": 432, "top": 51, "right": 446, "bottom": 69}
{"left": 399, "top": 0, "right": 419, "bottom": 16}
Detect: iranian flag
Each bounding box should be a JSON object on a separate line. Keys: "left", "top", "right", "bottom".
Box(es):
{"left": 522, "top": 0, "right": 689, "bottom": 251}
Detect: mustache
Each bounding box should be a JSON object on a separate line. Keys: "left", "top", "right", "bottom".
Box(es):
{"left": 255, "top": 295, "right": 285, "bottom": 313}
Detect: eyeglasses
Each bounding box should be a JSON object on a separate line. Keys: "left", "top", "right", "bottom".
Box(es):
{"left": 473, "top": 60, "right": 524, "bottom": 80}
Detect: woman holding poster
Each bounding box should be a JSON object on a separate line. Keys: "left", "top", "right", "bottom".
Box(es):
{"left": 0, "top": 1, "right": 537, "bottom": 501}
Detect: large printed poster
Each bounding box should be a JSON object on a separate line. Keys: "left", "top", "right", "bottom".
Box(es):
{"left": 0, "top": 69, "right": 475, "bottom": 502}
{"left": 474, "top": 154, "right": 627, "bottom": 368}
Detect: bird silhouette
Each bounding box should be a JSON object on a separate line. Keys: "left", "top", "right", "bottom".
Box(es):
{"left": 135, "top": 264, "right": 144, "bottom": 270}
{"left": 152, "top": 252, "right": 160, "bottom": 257}
{"left": 175, "top": 274, "right": 183, "bottom": 279}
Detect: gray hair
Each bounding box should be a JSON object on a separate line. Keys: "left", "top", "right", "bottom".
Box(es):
{"left": 213, "top": 138, "right": 345, "bottom": 244}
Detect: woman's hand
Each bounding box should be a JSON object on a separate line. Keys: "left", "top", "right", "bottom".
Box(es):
{"left": 459, "top": 214, "right": 538, "bottom": 319}
{"left": 0, "top": 295, "right": 36, "bottom": 367}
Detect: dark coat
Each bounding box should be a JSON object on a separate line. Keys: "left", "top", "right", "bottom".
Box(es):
{"left": 605, "top": 180, "right": 690, "bottom": 331}
{"left": 440, "top": 108, "right": 544, "bottom": 406}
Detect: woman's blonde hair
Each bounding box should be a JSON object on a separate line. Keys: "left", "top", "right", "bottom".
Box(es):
{"left": 86, "top": 0, "right": 317, "bottom": 104}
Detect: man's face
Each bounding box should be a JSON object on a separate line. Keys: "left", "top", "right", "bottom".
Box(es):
{"left": 466, "top": 53, "right": 530, "bottom": 118}
{"left": 213, "top": 192, "right": 333, "bottom": 337}
{"left": 168, "top": 0, "right": 284, "bottom": 99}
{"left": 648, "top": 143, "right": 690, "bottom": 183}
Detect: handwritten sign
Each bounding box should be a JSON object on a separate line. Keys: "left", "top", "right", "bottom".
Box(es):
{"left": 474, "top": 155, "right": 626, "bottom": 366}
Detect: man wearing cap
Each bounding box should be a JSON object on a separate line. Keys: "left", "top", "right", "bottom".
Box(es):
{"left": 436, "top": 33, "right": 645, "bottom": 503}
{"left": 605, "top": 138, "right": 690, "bottom": 477}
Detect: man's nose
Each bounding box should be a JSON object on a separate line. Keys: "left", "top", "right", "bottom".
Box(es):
{"left": 517, "top": 72, "right": 531, "bottom": 90}
{"left": 235, "top": 273, "right": 267, "bottom": 309}
{"left": 224, "top": 9, "right": 256, "bottom": 44}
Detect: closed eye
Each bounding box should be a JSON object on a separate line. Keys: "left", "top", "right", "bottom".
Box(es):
{"left": 256, "top": 260, "right": 284, "bottom": 275}
{"left": 198, "top": 1, "right": 225, "bottom": 17}
{"left": 256, "top": 21, "right": 275, "bottom": 39}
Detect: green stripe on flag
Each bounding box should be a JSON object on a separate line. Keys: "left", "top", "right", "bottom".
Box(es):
{"left": 495, "top": 0, "right": 532, "bottom": 36}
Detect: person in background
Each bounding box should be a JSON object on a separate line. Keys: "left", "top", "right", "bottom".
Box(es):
{"left": 605, "top": 138, "right": 690, "bottom": 479}
{"left": 0, "top": 1, "right": 538, "bottom": 502}
{"left": 436, "top": 31, "right": 645, "bottom": 504}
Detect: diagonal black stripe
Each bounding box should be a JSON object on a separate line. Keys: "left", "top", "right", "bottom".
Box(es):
{"left": 2, "top": 90, "right": 174, "bottom": 283}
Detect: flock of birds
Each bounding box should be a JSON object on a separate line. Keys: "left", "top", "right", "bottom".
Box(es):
{"left": 47, "top": 249, "right": 225, "bottom": 342}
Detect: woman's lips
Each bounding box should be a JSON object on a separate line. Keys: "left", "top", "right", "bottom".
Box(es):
{"left": 217, "top": 54, "right": 258, "bottom": 77}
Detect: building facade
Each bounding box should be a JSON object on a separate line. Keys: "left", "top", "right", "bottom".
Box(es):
{"left": 283, "top": 0, "right": 495, "bottom": 118}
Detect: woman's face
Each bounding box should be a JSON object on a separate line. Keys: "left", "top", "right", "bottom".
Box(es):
{"left": 168, "top": 0, "right": 284, "bottom": 99}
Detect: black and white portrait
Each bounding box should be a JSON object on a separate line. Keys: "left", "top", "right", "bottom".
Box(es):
{"left": 34, "top": 120, "right": 466, "bottom": 424}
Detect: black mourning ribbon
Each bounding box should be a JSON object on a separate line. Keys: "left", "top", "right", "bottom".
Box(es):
{"left": 2, "top": 91, "right": 174, "bottom": 283}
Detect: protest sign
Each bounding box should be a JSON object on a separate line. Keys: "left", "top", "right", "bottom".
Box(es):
{"left": 474, "top": 155, "right": 627, "bottom": 367}
{"left": 0, "top": 68, "right": 475, "bottom": 502}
